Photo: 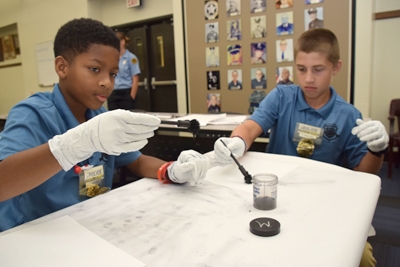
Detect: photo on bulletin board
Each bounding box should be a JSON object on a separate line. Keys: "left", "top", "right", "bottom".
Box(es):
{"left": 226, "top": 0, "right": 241, "bottom": 17}
{"left": 227, "top": 19, "right": 242, "bottom": 41}
{"left": 305, "top": 7, "right": 324, "bottom": 30}
{"left": 205, "top": 22, "right": 219, "bottom": 43}
{"left": 0, "top": 40, "right": 4, "bottom": 62}
{"left": 206, "top": 46, "right": 220, "bottom": 67}
{"left": 251, "top": 15, "right": 267, "bottom": 38}
{"left": 250, "top": 0, "right": 266, "bottom": 13}
{"left": 250, "top": 42, "right": 266, "bottom": 64}
{"left": 276, "top": 66, "right": 294, "bottom": 85}
{"left": 227, "top": 69, "right": 243, "bottom": 90}
{"left": 276, "top": 0, "right": 293, "bottom": 9}
{"left": 2, "top": 35, "right": 16, "bottom": 60}
{"left": 204, "top": 0, "right": 219, "bottom": 20}
{"left": 207, "top": 93, "right": 221, "bottom": 113}
{"left": 305, "top": 0, "right": 324, "bottom": 4}
{"left": 276, "top": 38, "right": 294, "bottom": 62}
{"left": 251, "top": 68, "right": 267, "bottom": 89}
{"left": 276, "top": 12, "right": 294, "bottom": 36}
{"left": 227, "top": 44, "right": 242, "bottom": 66}
{"left": 207, "top": 70, "right": 220, "bottom": 90}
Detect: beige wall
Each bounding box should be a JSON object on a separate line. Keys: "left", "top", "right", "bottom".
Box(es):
{"left": 0, "top": 0, "right": 399, "bottom": 132}
{"left": 371, "top": 0, "right": 400, "bottom": 130}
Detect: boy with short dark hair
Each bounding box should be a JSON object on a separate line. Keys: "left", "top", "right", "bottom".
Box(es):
{"left": 0, "top": 18, "right": 209, "bottom": 231}
{"left": 214, "top": 28, "right": 386, "bottom": 267}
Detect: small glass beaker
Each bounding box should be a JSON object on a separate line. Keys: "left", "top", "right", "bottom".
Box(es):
{"left": 253, "top": 173, "right": 278, "bottom": 210}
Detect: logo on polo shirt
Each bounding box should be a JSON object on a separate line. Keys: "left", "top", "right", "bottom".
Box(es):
{"left": 323, "top": 124, "right": 340, "bottom": 141}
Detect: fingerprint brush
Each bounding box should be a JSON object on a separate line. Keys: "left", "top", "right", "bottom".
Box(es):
{"left": 160, "top": 119, "right": 200, "bottom": 139}
{"left": 220, "top": 139, "right": 252, "bottom": 184}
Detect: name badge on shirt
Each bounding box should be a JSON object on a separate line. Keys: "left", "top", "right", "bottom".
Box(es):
{"left": 123, "top": 60, "right": 127, "bottom": 65}
{"left": 293, "top": 123, "right": 324, "bottom": 157}
{"left": 78, "top": 165, "right": 109, "bottom": 197}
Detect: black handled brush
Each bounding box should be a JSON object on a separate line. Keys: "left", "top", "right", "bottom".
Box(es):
{"left": 160, "top": 119, "right": 200, "bottom": 138}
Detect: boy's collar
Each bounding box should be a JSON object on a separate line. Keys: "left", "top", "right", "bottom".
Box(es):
{"left": 296, "top": 87, "right": 336, "bottom": 119}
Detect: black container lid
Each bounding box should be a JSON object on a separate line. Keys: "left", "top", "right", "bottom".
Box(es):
{"left": 249, "top": 217, "right": 280, "bottom": 237}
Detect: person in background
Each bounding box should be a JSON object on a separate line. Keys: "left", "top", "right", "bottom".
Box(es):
{"left": 214, "top": 28, "right": 387, "bottom": 267}
{"left": 107, "top": 31, "right": 140, "bottom": 110}
{"left": 277, "top": 67, "right": 293, "bottom": 85}
{"left": 0, "top": 18, "right": 210, "bottom": 232}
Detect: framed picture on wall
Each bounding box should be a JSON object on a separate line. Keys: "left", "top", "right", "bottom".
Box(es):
{"left": 2, "top": 35, "right": 16, "bottom": 60}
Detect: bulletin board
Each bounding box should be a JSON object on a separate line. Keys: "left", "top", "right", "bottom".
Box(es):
{"left": 35, "top": 40, "right": 58, "bottom": 87}
{"left": 184, "top": 0, "right": 352, "bottom": 114}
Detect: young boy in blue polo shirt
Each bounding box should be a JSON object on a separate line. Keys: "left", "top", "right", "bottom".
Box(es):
{"left": 0, "top": 18, "right": 209, "bottom": 232}
{"left": 213, "top": 28, "right": 388, "bottom": 267}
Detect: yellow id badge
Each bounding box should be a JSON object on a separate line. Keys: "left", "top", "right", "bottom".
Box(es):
{"left": 79, "top": 165, "right": 109, "bottom": 197}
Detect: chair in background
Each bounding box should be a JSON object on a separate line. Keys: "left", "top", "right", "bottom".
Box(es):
{"left": 388, "top": 99, "right": 400, "bottom": 179}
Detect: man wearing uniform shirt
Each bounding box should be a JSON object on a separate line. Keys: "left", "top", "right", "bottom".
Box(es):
{"left": 228, "top": 44, "right": 242, "bottom": 65}
{"left": 251, "top": 69, "right": 267, "bottom": 89}
{"left": 206, "top": 24, "right": 219, "bottom": 43}
{"left": 228, "top": 70, "right": 242, "bottom": 90}
{"left": 251, "top": 17, "right": 266, "bottom": 38}
{"left": 251, "top": 0, "right": 266, "bottom": 13}
{"left": 227, "top": 0, "right": 240, "bottom": 16}
{"left": 251, "top": 43, "right": 266, "bottom": 64}
{"left": 308, "top": 9, "right": 324, "bottom": 29}
{"left": 276, "top": 13, "right": 294, "bottom": 35}
{"left": 207, "top": 47, "right": 220, "bottom": 67}
{"left": 108, "top": 32, "right": 140, "bottom": 110}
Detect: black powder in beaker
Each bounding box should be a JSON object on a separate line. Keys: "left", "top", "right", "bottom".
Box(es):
{"left": 254, "top": 196, "right": 276, "bottom": 210}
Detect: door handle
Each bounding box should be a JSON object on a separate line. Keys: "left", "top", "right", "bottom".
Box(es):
{"left": 138, "top": 78, "right": 148, "bottom": 90}
{"left": 151, "top": 77, "right": 176, "bottom": 90}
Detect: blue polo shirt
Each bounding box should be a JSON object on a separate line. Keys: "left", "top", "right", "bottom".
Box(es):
{"left": 250, "top": 85, "right": 368, "bottom": 168}
{"left": 114, "top": 50, "right": 141, "bottom": 90}
{"left": 0, "top": 84, "right": 141, "bottom": 231}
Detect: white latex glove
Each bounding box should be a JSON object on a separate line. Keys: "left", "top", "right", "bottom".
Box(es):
{"left": 213, "top": 137, "right": 246, "bottom": 166}
{"left": 351, "top": 119, "right": 389, "bottom": 152}
{"left": 49, "top": 109, "right": 160, "bottom": 171}
{"left": 167, "top": 150, "right": 210, "bottom": 185}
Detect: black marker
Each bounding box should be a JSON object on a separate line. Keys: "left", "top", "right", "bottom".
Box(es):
{"left": 220, "top": 139, "right": 252, "bottom": 184}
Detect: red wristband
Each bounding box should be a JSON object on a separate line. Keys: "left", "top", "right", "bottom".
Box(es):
{"left": 157, "top": 161, "right": 174, "bottom": 184}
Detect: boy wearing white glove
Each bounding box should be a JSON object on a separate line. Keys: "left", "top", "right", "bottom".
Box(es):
{"left": 0, "top": 18, "right": 209, "bottom": 232}
{"left": 214, "top": 29, "right": 387, "bottom": 267}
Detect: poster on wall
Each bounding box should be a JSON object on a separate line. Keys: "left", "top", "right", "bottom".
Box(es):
{"left": 207, "top": 93, "right": 221, "bottom": 113}
{"left": 251, "top": 16, "right": 266, "bottom": 38}
{"left": 251, "top": 68, "right": 267, "bottom": 89}
{"left": 226, "top": 0, "right": 241, "bottom": 17}
{"left": 205, "top": 22, "right": 219, "bottom": 43}
{"left": 2, "top": 35, "right": 16, "bottom": 60}
{"left": 304, "top": 7, "right": 324, "bottom": 30}
{"left": 276, "top": 66, "right": 294, "bottom": 85}
{"left": 276, "top": 12, "right": 294, "bottom": 36}
{"left": 276, "top": 39, "right": 294, "bottom": 62}
{"left": 227, "top": 69, "right": 243, "bottom": 90}
{"left": 206, "top": 46, "right": 220, "bottom": 67}
{"left": 207, "top": 70, "right": 220, "bottom": 90}
{"left": 205, "top": 0, "right": 219, "bottom": 20}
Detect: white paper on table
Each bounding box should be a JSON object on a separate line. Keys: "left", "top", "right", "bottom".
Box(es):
{"left": 207, "top": 115, "right": 247, "bottom": 125}
{"left": 165, "top": 113, "right": 227, "bottom": 126}
{"left": 205, "top": 152, "right": 299, "bottom": 193}
{"left": 0, "top": 215, "right": 145, "bottom": 267}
